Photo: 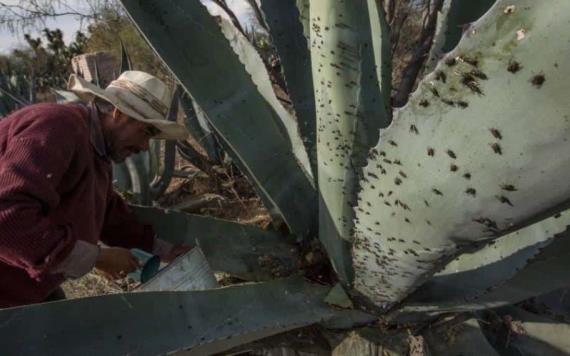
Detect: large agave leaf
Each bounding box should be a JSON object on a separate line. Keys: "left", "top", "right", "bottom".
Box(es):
{"left": 424, "top": 319, "right": 499, "bottom": 356}
{"left": 147, "top": 139, "right": 161, "bottom": 183}
{"left": 530, "top": 289, "right": 570, "bottom": 323}
{"left": 295, "top": 0, "right": 310, "bottom": 42}
{"left": 0, "top": 278, "right": 371, "bottom": 355}
{"left": 132, "top": 206, "right": 301, "bottom": 281}
{"left": 180, "top": 93, "right": 221, "bottom": 163}
{"left": 124, "top": 153, "right": 151, "bottom": 205}
{"left": 0, "top": 86, "right": 27, "bottom": 107}
{"left": 475, "top": 225, "right": 570, "bottom": 307}
{"left": 408, "top": 210, "right": 570, "bottom": 303}
{"left": 353, "top": 0, "right": 570, "bottom": 308}
{"left": 310, "top": 0, "right": 391, "bottom": 283}
{"left": 119, "top": 38, "right": 133, "bottom": 72}
{"left": 112, "top": 161, "right": 132, "bottom": 192}
{"left": 218, "top": 19, "right": 313, "bottom": 177}
{"left": 391, "top": 224, "right": 570, "bottom": 322}
{"left": 424, "top": 0, "right": 496, "bottom": 74}
{"left": 177, "top": 92, "right": 224, "bottom": 173}
{"left": 203, "top": 120, "right": 290, "bottom": 224}
{"left": 120, "top": 0, "right": 317, "bottom": 237}
{"left": 367, "top": 0, "right": 392, "bottom": 109}
{"left": 257, "top": 0, "right": 317, "bottom": 172}
{"left": 0, "top": 96, "right": 9, "bottom": 117}
{"left": 148, "top": 86, "right": 179, "bottom": 199}
{"left": 481, "top": 307, "right": 570, "bottom": 355}
{"left": 177, "top": 103, "right": 289, "bottom": 224}
{"left": 111, "top": 41, "right": 155, "bottom": 201}
{"left": 53, "top": 89, "right": 81, "bottom": 104}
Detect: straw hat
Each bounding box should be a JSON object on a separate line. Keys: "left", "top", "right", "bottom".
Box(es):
{"left": 68, "top": 71, "right": 188, "bottom": 140}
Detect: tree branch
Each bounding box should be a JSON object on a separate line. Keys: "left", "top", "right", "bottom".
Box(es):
{"left": 392, "top": 0, "right": 444, "bottom": 107}
{"left": 0, "top": 3, "right": 93, "bottom": 18}
{"left": 384, "top": 0, "right": 397, "bottom": 26}
{"left": 211, "top": 0, "right": 247, "bottom": 37}
{"left": 0, "top": 0, "right": 116, "bottom": 32}
{"left": 390, "top": 10, "right": 410, "bottom": 55}
{"left": 243, "top": 0, "right": 268, "bottom": 32}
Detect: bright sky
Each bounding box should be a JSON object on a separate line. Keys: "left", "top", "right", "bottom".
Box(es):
{"left": 0, "top": 0, "right": 253, "bottom": 54}
{"left": 0, "top": 0, "right": 91, "bottom": 54}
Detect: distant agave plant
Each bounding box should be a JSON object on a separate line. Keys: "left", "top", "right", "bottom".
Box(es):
{"left": 3, "top": 0, "right": 570, "bottom": 354}
{"left": 0, "top": 71, "right": 32, "bottom": 117}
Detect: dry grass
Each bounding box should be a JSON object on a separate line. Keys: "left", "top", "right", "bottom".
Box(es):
{"left": 61, "top": 272, "right": 138, "bottom": 299}
{"left": 158, "top": 163, "right": 273, "bottom": 228}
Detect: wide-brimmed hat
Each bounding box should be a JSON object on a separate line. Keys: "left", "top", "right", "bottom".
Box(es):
{"left": 68, "top": 70, "right": 188, "bottom": 140}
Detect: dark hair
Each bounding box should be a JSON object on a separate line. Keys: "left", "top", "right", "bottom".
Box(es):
{"left": 93, "top": 97, "right": 115, "bottom": 115}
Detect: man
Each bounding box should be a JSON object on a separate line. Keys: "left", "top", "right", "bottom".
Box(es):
{"left": 0, "top": 70, "right": 190, "bottom": 308}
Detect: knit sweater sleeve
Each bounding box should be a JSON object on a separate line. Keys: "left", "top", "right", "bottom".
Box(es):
{"left": 100, "top": 187, "right": 155, "bottom": 253}
{"left": 0, "top": 111, "right": 81, "bottom": 280}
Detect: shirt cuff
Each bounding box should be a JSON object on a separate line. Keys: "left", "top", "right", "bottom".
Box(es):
{"left": 152, "top": 238, "right": 174, "bottom": 260}
{"left": 52, "top": 240, "right": 100, "bottom": 279}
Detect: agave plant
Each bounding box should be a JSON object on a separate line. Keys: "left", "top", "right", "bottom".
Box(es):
{"left": 2, "top": 0, "right": 570, "bottom": 354}
{"left": 0, "top": 70, "right": 32, "bottom": 117}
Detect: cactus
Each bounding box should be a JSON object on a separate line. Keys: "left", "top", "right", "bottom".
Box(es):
{"left": 3, "top": 0, "right": 570, "bottom": 354}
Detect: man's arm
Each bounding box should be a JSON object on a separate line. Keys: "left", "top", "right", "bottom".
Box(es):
{"left": 101, "top": 189, "right": 191, "bottom": 262}
{"left": 0, "top": 112, "right": 85, "bottom": 280}
{"left": 100, "top": 189, "right": 156, "bottom": 253}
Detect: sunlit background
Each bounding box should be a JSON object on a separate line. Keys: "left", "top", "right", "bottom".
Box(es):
{"left": 0, "top": 0, "right": 254, "bottom": 53}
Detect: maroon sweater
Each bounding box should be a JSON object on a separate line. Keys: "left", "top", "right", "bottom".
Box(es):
{"left": 0, "top": 103, "right": 154, "bottom": 307}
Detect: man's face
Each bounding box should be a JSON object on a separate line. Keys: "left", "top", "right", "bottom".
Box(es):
{"left": 105, "top": 109, "right": 160, "bottom": 163}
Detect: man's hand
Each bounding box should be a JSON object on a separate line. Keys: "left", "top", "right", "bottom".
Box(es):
{"left": 95, "top": 247, "right": 141, "bottom": 280}
{"left": 163, "top": 244, "right": 192, "bottom": 263}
